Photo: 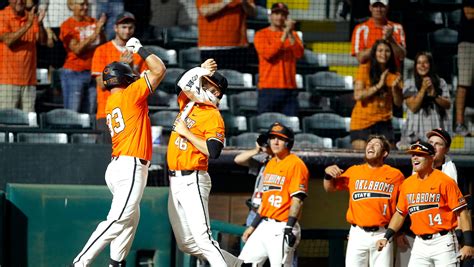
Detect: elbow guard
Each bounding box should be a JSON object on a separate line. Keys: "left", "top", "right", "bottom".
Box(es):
{"left": 207, "top": 139, "right": 224, "bottom": 159}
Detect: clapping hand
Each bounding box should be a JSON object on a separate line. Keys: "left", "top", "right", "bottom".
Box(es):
{"left": 125, "top": 37, "right": 143, "bottom": 53}
{"left": 383, "top": 25, "right": 394, "bottom": 40}
{"left": 284, "top": 18, "right": 296, "bottom": 33}
{"left": 391, "top": 74, "right": 402, "bottom": 89}
{"left": 201, "top": 58, "right": 217, "bottom": 74}
{"left": 120, "top": 49, "right": 134, "bottom": 65}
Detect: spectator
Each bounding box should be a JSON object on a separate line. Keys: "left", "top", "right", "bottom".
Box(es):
{"left": 91, "top": 0, "right": 124, "bottom": 40}
{"left": 37, "top": 0, "right": 71, "bottom": 70}
{"left": 351, "top": 0, "right": 406, "bottom": 68}
{"left": 149, "top": 0, "right": 196, "bottom": 40}
{"left": 60, "top": 0, "right": 106, "bottom": 114}
{"left": 324, "top": 135, "right": 404, "bottom": 267}
{"left": 350, "top": 39, "right": 403, "bottom": 150}
{"left": 91, "top": 11, "right": 147, "bottom": 143}
{"left": 196, "top": 0, "right": 256, "bottom": 72}
{"left": 0, "top": 0, "right": 47, "bottom": 112}
{"left": 454, "top": 0, "right": 474, "bottom": 136}
{"left": 254, "top": 2, "right": 304, "bottom": 117}
{"left": 398, "top": 52, "right": 452, "bottom": 149}
{"left": 233, "top": 132, "right": 272, "bottom": 227}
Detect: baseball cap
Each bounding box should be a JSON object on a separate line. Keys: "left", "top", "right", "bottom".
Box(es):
{"left": 407, "top": 141, "right": 435, "bottom": 156}
{"left": 426, "top": 128, "right": 452, "bottom": 147}
{"left": 115, "top": 11, "right": 136, "bottom": 25}
{"left": 268, "top": 122, "right": 294, "bottom": 141}
{"left": 203, "top": 71, "right": 228, "bottom": 98}
{"left": 370, "top": 0, "right": 388, "bottom": 6}
{"left": 271, "top": 2, "right": 289, "bottom": 15}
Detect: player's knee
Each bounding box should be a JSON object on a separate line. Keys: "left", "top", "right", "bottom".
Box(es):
{"left": 177, "top": 239, "right": 201, "bottom": 255}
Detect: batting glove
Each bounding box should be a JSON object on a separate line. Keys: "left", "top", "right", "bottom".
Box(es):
{"left": 125, "top": 37, "right": 143, "bottom": 53}
{"left": 284, "top": 226, "right": 296, "bottom": 247}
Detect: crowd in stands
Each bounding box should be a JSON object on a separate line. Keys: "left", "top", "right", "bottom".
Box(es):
{"left": 0, "top": 0, "right": 473, "bottom": 152}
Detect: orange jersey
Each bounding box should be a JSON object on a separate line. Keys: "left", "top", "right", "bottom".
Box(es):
{"left": 397, "top": 169, "right": 467, "bottom": 235}
{"left": 254, "top": 27, "right": 304, "bottom": 89}
{"left": 196, "top": 0, "right": 251, "bottom": 47}
{"left": 0, "top": 6, "right": 39, "bottom": 85}
{"left": 351, "top": 18, "right": 406, "bottom": 66}
{"left": 106, "top": 76, "right": 153, "bottom": 161}
{"left": 350, "top": 63, "right": 402, "bottom": 130}
{"left": 166, "top": 92, "right": 225, "bottom": 171}
{"left": 60, "top": 16, "right": 100, "bottom": 71}
{"left": 259, "top": 154, "right": 309, "bottom": 222}
{"left": 333, "top": 163, "right": 404, "bottom": 227}
{"left": 91, "top": 41, "right": 147, "bottom": 120}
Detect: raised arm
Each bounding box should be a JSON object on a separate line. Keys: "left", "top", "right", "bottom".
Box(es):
{"left": 323, "top": 165, "right": 344, "bottom": 192}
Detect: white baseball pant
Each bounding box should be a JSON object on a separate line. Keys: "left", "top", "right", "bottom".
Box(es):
{"left": 395, "top": 234, "right": 415, "bottom": 267}
{"left": 238, "top": 219, "right": 301, "bottom": 266}
{"left": 345, "top": 225, "right": 394, "bottom": 267}
{"left": 409, "top": 231, "right": 459, "bottom": 267}
{"left": 73, "top": 156, "right": 149, "bottom": 266}
{"left": 168, "top": 170, "right": 236, "bottom": 267}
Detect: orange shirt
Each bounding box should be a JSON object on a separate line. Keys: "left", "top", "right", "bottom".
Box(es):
{"left": 167, "top": 92, "right": 225, "bottom": 171}
{"left": 334, "top": 163, "right": 404, "bottom": 227}
{"left": 259, "top": 154, "right": 309, "bottom": 222}
{"left": 0, "top": 6, "right": 39, "bottom": 85}
{"left": 397, "top": 169, "right": 467, "bottom": 235}
{"left": 351, "top": 18, "right": 406, "bottom": 66}
{"left": 60, "top": 16, "right": 99, "bottom": 71}
{"left": 106, "top": 76, "right": 153, "bottom": 161}
{"left": 196, "top": 0, "right": 251, "bottom": 47}
{"left": 254, "top": 27, "right": 304, "bottom": 89}
{"left": 91, "top": 41, "right": 147, "bottom": 120}
{"left": 350, "top": 63, "right": 401, "bottom": 130}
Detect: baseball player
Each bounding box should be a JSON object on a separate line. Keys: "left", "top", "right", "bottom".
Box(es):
{"left": 72, "top": 37, "right": 166, "bottom": 267}
{"left": 396, "top": 128, "right": 460, "bottom": 266}
{"left": 323, "top": 135, "right": 405, "bottom": 267}
{"left": 238, "top": 122, "right": 309, "bottom": 266}
{"left": 377, "top": 141, "right": 474, "bottom": 266}
{"left": 167, "top": 59, "right": 242, "bottom": 266}
{"left": 234, "top": 133, "right": 273, "bottom": 227}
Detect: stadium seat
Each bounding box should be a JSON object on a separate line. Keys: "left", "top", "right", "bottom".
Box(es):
{"left": 71, "top": 133, "right": 99, "bottom": 144}
{"left": 297, "top": 92, "right": 329, "bottom": 116}
{"left": 302, "top": 113, "right": 348, "bottom": 138}
{"left": 178, "top": 47, "right": 201, "bottom": 69}
{"left": 329, "top": 93, "right": 355, "bottom": 117}
{"left": 219, "top": 69, "right": 253, "bottom": 93}
{"left": 229, "top": 91, "right": 258, "bottom": 116}
{"left": 326, "top": 53, "right": 359, "bottom": 67}
{"left": 156, "top": 68, "right": 185, "bottom": 94}
{"left": 150, "top": 111, "right": 179, "bottom": 132}
{"left": 0, "top": 132, "right": 13, "bottom": 143}
{"left": 0, "top": 108, "right": 37, "bottom": 127}
{"left": 335, "top": 135, "right": 352, "bottom": 149}
{"left": 427, "top": 27, "right": 458, "bottom": 83}
{"left": 163, "top": 25, "right": 198, "bottom": 49}
{"left": 40, "top": 109, "right": 91, "bottom": 129}
{"left": 222, "top": 113, "right": 248, "bottom": 137}
{"left": 293, "top": 133, "right": 332, "bottom": 149}
{"left": 305, "top": 71, "right": 352, "bottom": 96}
{"left": 148, "top": 90, "right": 172, "bottom": 111}
{"left": 249, "top": 112, "right": 301, "bottom": 133}
{"left": 144, "top": 45, "right": 178, "bottom": 67}
{"left": 17, "top": 133, "right": 68, "bottom": 144}
{"left": 36, "top": 68, "right": 49, "bottom": 86}
{"left": 230, "top": 132, "right": 260, "bottom": 148}
{"left": 297, "top": 49, "right": 328, "bottom": 68}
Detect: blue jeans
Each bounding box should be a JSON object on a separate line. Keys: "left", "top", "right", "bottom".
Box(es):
{"left": 257, "top": 89, "right": 299, "bottom": 116}
{"left": 60, "top": 69, "right": 97, "bottom": 114}
{"left": 95, "top": 0, "right": 124, "bottom": 40}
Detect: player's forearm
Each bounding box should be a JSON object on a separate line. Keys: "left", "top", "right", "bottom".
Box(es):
{"left": 356, "top": 49, "right": 371, "bottom": 64}
{"left": 183, "top": 132, "right": 210, "bottom": 156}
{"left": 144, "top": 54, "right": 166, "bottom": 90}
{"left": 234, "top": 147, "right": 260, "bottom": 166}
{"left": 387, "top": 212, "right": 405, "bottom": 233}
{"left": 459, "top": 209, "right": 473, "bottom": 232}
{"left": 288, "top": 197, "right": 303, "bottom": 218}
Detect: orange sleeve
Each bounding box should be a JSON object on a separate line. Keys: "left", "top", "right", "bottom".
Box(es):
{"left": 351, "top": 24, "right": 361, "bottom": 56}
{"left": 288, "top": 158, "right": 309, "bottom": 196}
{"left": 91, "top": 45, "right": 105, "bottom": 76}
{"left": 254, "top": 29, "right": 284, "bottom": 61}
{"left": 123, "top": 76, "right": 152, "bottom": 104}
{"left": 396, "top": 182, "right": 408, "bottom": 216}
{"left": 334, "top": 166, "right": 355, "bottom": 191}
{"left": 291, "top": 32, "right": 304, "bottom": 59}
{"left": 59, "top": 19, "right": 72, "bottom": 48}
{"left": 443, "top": 179, "right": 467, "bottom": 212}
{"left": 204, "top": 111, "right": 225, "bottom": 144}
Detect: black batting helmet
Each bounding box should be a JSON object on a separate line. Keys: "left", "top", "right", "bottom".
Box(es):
{"left": 267, "top": 122, "right": 295, "bottom": 150}
{"left": 102, "top": 61, "right": 138, "bottom": 90}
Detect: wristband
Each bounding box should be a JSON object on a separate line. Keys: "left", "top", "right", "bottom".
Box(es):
{"left": 286, "top": 216, "right": 297, "bottom": 228}
{"left": 455, "top": 229, "right": 464, "bottom": 244}
{"left": 250, "top": 213, "right": 262, "bottom": 228}
{"left": 138, "top": 47, "right": 152, "bottom": 60}
{"left": 323, "top": 174, "right": 333, "bottom": 180}
{"left": 384, "top": 228, "right": 396, "bottom": 241}
{"left": 463, "top": 230, "right": 474, "bottom": 246}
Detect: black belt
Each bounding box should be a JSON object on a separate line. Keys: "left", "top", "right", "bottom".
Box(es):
{"left": 419, "top": 230, "right": 449, "bottom": 240}
{"left": 352, "top": 224, "right": 386, "bottom": 232}
{"left": 111, "top": 156, "right": 148, "bottom": 165}
{"left": 263, "top": 217, "right": 281, "bottom": 222}
{"left": 168, "top": 170, "right": 196, "bottom": 176}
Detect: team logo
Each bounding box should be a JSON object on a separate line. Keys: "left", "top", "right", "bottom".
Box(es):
{"left": 271, "top": 124, "right": 284, "bottom": 132}
{"left": 408, "top": 204, "right": 438, "bottom": 215}
{"left": 352, "top": 191, "right": 391, "bottom": 201}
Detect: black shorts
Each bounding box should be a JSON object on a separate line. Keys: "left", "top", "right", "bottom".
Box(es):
{"left": 350, "top": 119, "right": 394, "bottom": 143}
